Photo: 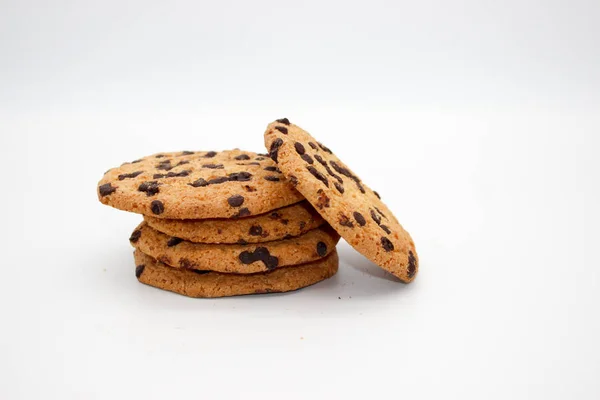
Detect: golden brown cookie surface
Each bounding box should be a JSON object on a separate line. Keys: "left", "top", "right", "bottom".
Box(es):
{"left": 130, "top": 221, "right": 340, "bottom": 274}
{"left": 144, "top": 201, "right": 324, "bottom": 244}
{"left": 264, "top": 118, "right": 418, "bottom": 282}
{"left": 134, "top": 249, "right": 339, "bottom": 298}
{"left": 98, "top": 149, "right": 304, "bottom": 219}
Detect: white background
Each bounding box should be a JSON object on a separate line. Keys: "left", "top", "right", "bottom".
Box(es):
{"left": 2, "top": 1, "right": 599, "bottom": 399}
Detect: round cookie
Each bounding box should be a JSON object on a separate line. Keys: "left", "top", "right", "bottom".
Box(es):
{"left": 264, "top": 118, "right": 418, "bottom": 282}
{"left": 130, "top": 221, "right": 340, "bottom": 274}
{"left": 144, "top": 201, "right": 324, "bottom": 244}
{"left": 133, "top": 249, "right": 339, "bottom": 298}
{"left": 97, "top": 149, "right": 304, "bottom": 219}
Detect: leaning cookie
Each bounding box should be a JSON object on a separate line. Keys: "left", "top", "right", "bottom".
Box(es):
{"left": 264, "top": 118, "right": 418, "bottom": 282}
{"left": 98, "top": 149, "right": 304, "bottom": 219}
{"left": 130, "top": 221, "right": 340, "bottom": 274}
{"left": 134, "top": 249, "right": 338, "bottom": 298}
{"left": 144, "top": 201, "right": 324, "bottom": 244}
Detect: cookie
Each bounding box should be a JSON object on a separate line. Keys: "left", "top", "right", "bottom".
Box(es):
{"left": 130, "top": 221, "right": 340, "bottom": 274}
{"left": 98, "top": 150, "right": 304, "bottom": 219}
{"left": 133, "top": 249, "right": 338, "bottom": 298}
{"left": 264, "top": 118, "right": 418, "bottom": 282}
{"left": 144, "top": 201, "right": 324, "bottom": 244}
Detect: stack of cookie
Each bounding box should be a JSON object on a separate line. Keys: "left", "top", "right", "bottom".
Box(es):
{"left": 98, "top": 149, "right": 340, "bottom": 297}
{"left": 98, "top": 118, "right": 419, "bottom": 298}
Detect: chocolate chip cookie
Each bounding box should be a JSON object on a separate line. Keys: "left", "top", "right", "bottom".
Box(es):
{"left": 144, "top": 201, "right": 324, "bottom": 244}
{"left": 134, "top": 249, "right": 338, "bottom": 298}
{"left": 130, "top": 221, "right": 340, "bottom": 274}
{"left": 98, "top": 150, "right": 304, "bottom": 219}
{"left": 264, "top": 118, "right": 418, "bottom": 282}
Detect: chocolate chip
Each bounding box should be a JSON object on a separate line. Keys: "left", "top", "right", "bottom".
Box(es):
{"left": 269, "top": 212, "right": 281, "bottom": 220}
{"left": 299, "top": 221, "right": 306, "bottom": 230}
{"left": 243, "top": 185, "right": 256, "bottom": 192}
{"left": 156, "top": 160, "right": 173, "bottom": 171}
{"left": 237, "top": 238, "right": 248, "bottom": 245}
{"left": 330, "top": 160, "right": 364, "bottom": 192}
{"left": 138, "top": 181, "right": 160, "bottom": 196}
{"left": 301, "top": 154, "right": 313, "bottom": 165}
{"left": 257, "top": 153, "right": 269, "bottom": 157}
{"left": 288, "top": 175, "right": 299, "bottom": 186}
{"left": 370, "top": 209, "right": 382, "bottom": 225}
{"left": 356, "top": 181, "right": 366, "bottom": 194}
{"left": 294, "top": 142, "right": 305, "bottom": 155}
{"left": 269, "top": 138, "right": 284, "bottom": 162}
{"left": 353, "top": 212, "right": 366, "bottom": 226}
{"left": 238, "top": 247, "right": 279, "bottom": 270}
{"left": 232, "top": 207, "right": 251, "bottom": 218}
{"left": 150, "top": 200, "right": 164, "bottom": 215}
{"left": 330, "top": 160, "right": 351, "bottom": 177}
{"left": 155, "top": 154, "right": 166, "bottom": 158}
{"left": 307, "top": 166, "right": 329, "bottom": 187}
{"left": 227, "top": 195, "right": 244, "bottom": 207}
{"left": 339, "top": 213, "right": 354, "bottom": 228}
{"left": 264, "top": 176, "right": 280, "bottom": 182}
{"left": 118, "top": 171, "right": 143, "bottom": 180}
{"left": 318, "top": 142, "right": 332, "bottom": 153}
{"left": 314, "top": 154, "right": 327, "bottom": 166}
{"left": 381, "top": 237, "right": 394, "bottom": 252}
{"left": 235, "top": 154, "right": 251, "bottom": 160}
{"left": 275, "top": 126, "right": 288, "bottom": 134}
{"left": 374, "top": 191, "right": 381, "bottom": 199}
{"left": 131, "top": 159, "right": 142, "bottom": 164}
{"left": 135, "top": 265, "right": 145, "bottom": 278}
{"left": 167, "top": 237, "right": 184, "bottom": 247}
{"left": 379, "top": 225, "right": 391, "bottom": 234}
{"left": 129, "top": 230, "right": 141, "bottom": 243}
{"left": 316, "top": 242, "right": 328, "bottom": 257}
{"left": 374, "top": 207, "right": 386, "bottom": 218}
{"left": 203, "top": 151, "right": 217, "bottom": 158}
{"left": 228, "top": 172, "right": 252, "bottom": 181}
{"left": 316, "top": 189, "right": 330, "bottom": 209}
{"left": 202, "top": 163, "right": 224, "bottom": 169}
{"left": 179, "top": 258, "right": 195, "bottom": 269}
{"left": 98, "top": 183, "right": 116, "bottom": 197}
{"left": 238, "top": 162, "right": 261, "bottom": 166}
{"left": 180, "top": 151, "right": 195, "bottom": 155}
{"left": 308, "top": 142, "right": 318, "bottom": 150}
{"left": 323, "top": 164, "right": 343, "bottom": 184}
{"left": 207, "top": 176, "right": 230, "bottom": 185}
{"left": 249, "top": 226, "right": 263, "bottom": 236}
{"left": 153, "top": 170, "right": 191, "bottom": 179}
{"left": 264, "top": 166, "right": 278, "bottom": 172}
{"left": 188, "top": 178, "right": 208, "bottom": 187}
{"left": 255, "top": 157, "right": 265, "bottom": 161}
{"left": 407, "top": 251, "right": 417, "bottom": 278}
{"left": 276, "top": 118, "right": 290, "bottom": 125}
{"left": 334, "top": 182, "right": 345, "bottom": 193}
{"left": 176, "top": 160, "right": 190, "bottom": 166}
{"left": 280, "top": 219, "right": 289, "bottom": 225}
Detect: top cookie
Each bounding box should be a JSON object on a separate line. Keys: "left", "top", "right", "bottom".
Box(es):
{"left": 264, "top": 118, "right": 418, "bottom": 282}
{"left": 98, "top": 149, "right": 304, "bottom": 219}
